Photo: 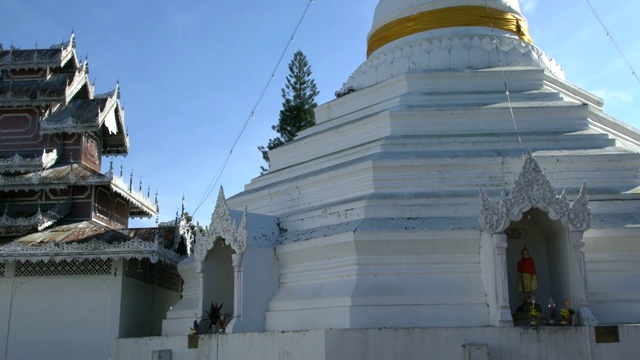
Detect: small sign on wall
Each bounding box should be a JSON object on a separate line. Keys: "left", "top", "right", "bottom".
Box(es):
{"left": 152, "top": 349, "right": 172, "bottom": 360}
{"left": 595, "top": 326, "right": 620, "bottom": 343}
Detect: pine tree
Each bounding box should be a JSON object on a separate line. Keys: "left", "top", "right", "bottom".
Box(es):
{"left": 259, "top": 50, "right": 319, "bottom": 174}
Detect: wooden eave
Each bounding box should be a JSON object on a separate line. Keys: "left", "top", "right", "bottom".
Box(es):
{"left": 0, "top": 164, "right": 157, "bottom": 218}
{"left": 0, "top": 34, "right": 77, "bottom": 72}
{"left": 107, "top": 169, "right": 158, "bottom": 218}
{"left": 0, "top": 62, "right": 91, "bottom": 108}
{"left": 0, "top": 200, "right": 71, "bottom": 237}
{"left": 0, "top": 220, "right": 182, "bottom": 265}
{"left": 0, "top": 149, "right": 58, "bottom": 174}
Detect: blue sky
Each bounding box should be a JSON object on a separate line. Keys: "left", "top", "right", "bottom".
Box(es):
{"left": 2, "top": 0, "right": 639, "bottom": 227}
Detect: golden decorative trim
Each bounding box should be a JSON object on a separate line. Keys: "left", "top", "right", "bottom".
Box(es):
{"left": 367, "top": 6, "right": 532, "bottom": 57}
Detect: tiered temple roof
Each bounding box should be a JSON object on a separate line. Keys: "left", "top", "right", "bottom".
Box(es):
{"left": 0, "top": 34, "right": 173, "bottom": 263}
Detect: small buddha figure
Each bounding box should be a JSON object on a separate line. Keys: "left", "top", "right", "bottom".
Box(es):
{"left": 517, "top": 245, "right": 537, "bottom": 302}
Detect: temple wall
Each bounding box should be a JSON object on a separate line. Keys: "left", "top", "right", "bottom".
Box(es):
{"left": 119, "top": 274, "right": 181, "bottom": 337}
{"left": 0, "top": 108, "right": 45, "bottom": 150}
{"left": 264, "top": 229, "right": 488, "bottom": 331}
{"left": 0, "top": 259, "right": 181, "bottom": 360}
{"left": 0, "top": 266, "right": 121, "bottom": 360}
{"left": 94, "top": 187, "right": 130, "bottom": 228}
{"left": 584, "top": 228, "right": 640, "bottom": 324}
{"left": 113, "top": 326, "right": 640, "bottom": 360}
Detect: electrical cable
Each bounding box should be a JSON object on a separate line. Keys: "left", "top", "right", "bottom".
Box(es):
{"left": 485, "top": 2, "right": 525, "bottom": 159}
{"left": 192, "top": 0, "right": 316, "bottom": 216}
{"left": 584, "top": 0, "right": 640, "bottom": 86}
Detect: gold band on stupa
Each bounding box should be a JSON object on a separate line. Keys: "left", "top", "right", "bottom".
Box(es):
{"left": 367, "top": 6, "right": 532, "bottom": 58}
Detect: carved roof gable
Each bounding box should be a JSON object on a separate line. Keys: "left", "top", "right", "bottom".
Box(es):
{"left": 38, "top": 84, "right": 128, "bottom": 154}
{"left": 194, "top": 187, "right": 247, "bottom": 261}
{"left": 479, "top": 153, "right": 591, "bottom": 234}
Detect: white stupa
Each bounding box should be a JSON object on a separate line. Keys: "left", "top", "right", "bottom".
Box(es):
{"left": 116, "top": 0, "right": 640, "bottom": 358}
{"left": 222, "top": 0, "right": 638, "bottom": 331}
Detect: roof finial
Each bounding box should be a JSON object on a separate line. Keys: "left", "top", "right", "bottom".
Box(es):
{"left": 129, "top": 170, "right": 133, "bottom": 191}
{"left": 182, "top": 194, "right": 186, "bottom": 215}
{"left": 69, "top": 30, "right": 76, "bottom": 48}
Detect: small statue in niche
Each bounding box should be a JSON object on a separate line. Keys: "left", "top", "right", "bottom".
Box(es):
{"left": 514, "top": 245, "right": 542, "bottom": 322}
{"left": 517, "top": 245, "right": 537, "bottom": 301}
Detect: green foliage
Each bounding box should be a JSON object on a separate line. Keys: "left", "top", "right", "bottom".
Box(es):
{"left": 529, "top": 306, "right": 540, "bottom": 318}
{"left": 206, "top": 301, "right": 232, "bottom": 333}
{"left": 560, "top": 307, "right": 575, "bottom": 319}
{"left": 259, "top": 50, "right": 319, "bottom": 174}
{"left": 206, "top": 302, "right": 224, "bottom": 327}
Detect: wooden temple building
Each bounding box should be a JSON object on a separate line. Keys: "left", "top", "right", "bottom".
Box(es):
{"left": 0, "top": 35, "right": 186, "bottom": 360}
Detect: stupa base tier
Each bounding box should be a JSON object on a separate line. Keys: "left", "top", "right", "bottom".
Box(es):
{"left": 114, "top": 325, "right": 640, "bottom": 360}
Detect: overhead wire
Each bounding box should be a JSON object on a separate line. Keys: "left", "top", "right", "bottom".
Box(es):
{"left": 583, "top": 0, "right": 640, "bottom": 86}
{"left": 192, "top": 0, "right": 316, "bottom": 216}
{"left": 485, "top": 2, "right": 525, "bottom": 159}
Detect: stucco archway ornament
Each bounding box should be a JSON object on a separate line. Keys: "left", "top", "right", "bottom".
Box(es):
{"left": 479, "top": 153, "right": 591, "bottom": 235}
{"left": 478, "top": 153, "right": 597, "bottom": 326}
{"left": 194, "top": 187, "right": 247, "bottom": 261}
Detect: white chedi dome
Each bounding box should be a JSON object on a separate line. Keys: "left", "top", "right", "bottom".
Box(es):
{"left": 371, "top": 0, "right": 524, "bottom": 32}
{"left": 337, "top": 0, "right": 563, "bottom": 95}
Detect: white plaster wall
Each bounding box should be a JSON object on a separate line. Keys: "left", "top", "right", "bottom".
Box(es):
{"left": 265, "top": 229, "right": 490, "bottom": 331}
{"left": 584, "top": 228, "right": 640, "bottom": 324}
{"left": 119, "top": 275, "right": 180, "bottom": 337}
{"left": 0, "top": 263, "right": 15, "bottom": 360}
{"left": 113, "top": 326, "right": 640, "bottom": 360}
{"left": 235, "top": 247, "right": 279, "bottom": 332}
{"left": 2, "top": 274, "right": 120, "bottom": 360}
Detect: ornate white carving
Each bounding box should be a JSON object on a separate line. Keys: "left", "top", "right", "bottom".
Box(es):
{"left": 0, "top": 199, "right": 71, "bottom": 234}
{"left": 0, "top": 149, "right": 58, "bottom": 174}
{"left": 479, "top": 188, "right": 510, "bottom": 235}
{"left": 567, "top": 182, "right": 591, "bottom": 232}
{"left": 0, "top": 237, "right": 181, "bottom": 265}
{"left": 194, "top": 187, "right": 247, "bottom": 261}
{"left": 340, "top": 35, "right": 564, "bottom": 94}
{"left": 479, "top": 154, "right": 591, "bottom": 234}
{"left": 109, "top": 172, "right": 158, "bottom": 217}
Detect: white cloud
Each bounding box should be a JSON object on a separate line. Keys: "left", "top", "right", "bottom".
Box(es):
{"left": 519, "top": 0, "right": 539, "bottom": 13}
{"left": 592, "top": 88, "right": 634, "bottom": 104}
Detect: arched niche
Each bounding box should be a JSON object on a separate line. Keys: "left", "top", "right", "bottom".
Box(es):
{"left": 200, "top": 237, "right": 235, "bottom": 329}
{"left": 194, "top": 187, "right": 247, "bottom": 332}
{"left": 161, "top": 188, "right": 247, "bottom": 335}
{"left": 479, "top": 154, "right": 596, "bottom": 327}
{"left": 505, "top": 208, "right": 573, "bottom": 322}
